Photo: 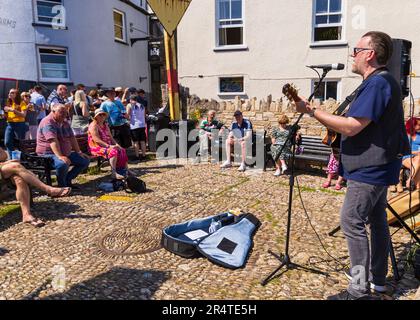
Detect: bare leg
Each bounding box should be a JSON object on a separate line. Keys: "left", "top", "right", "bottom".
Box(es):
{"left": 403, "top": 156, "right": 420, "bottom": 189}
{"left": 10, "top": 175, "right": 35, "bottom": 223}
{"left": 133, "top": 142, "right": 140, "bottom": 158}
{"left": 140, "top": 141, "right": 146, "bottom": 157}
{"left": 241, "top": 141, "right": 246, "bottom": 164}
{"left": 1, "top": 162, "right": 69, "bottom": 196}
{"left": 323, "top": 173, "right": 334, "bottom": 188}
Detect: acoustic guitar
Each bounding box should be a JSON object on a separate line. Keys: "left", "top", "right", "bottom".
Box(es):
{"left": 282, "top": 83, "right": 341, "bottom": 149}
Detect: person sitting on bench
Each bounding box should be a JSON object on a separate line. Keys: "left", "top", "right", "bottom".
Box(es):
{"left": 220, "top": 110, "right": 253, "bottom": 172}
{"left": 0, "top": 147, "right": 71, "bottom": 227}
{"left": 36, "top": 103, "right": 91, "bottom": 188}
{"left": 398, "top": 117, "right": 420, "bottom": 190}
{"left": 88, "top": 109, "right": 129, "bottom": 180}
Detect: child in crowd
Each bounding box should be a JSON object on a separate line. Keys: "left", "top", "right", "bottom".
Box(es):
{"left": 271, "top": 114, "right": 299, "bottom": 176}
{"left": 323, "top": 148, "right": 345, "bottom": 190}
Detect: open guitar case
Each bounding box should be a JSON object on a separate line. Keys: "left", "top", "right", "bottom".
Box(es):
{"left": 161, "top": 212, "right": 260, "bottom": 269}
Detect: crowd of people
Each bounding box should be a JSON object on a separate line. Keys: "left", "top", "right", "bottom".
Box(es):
{"left": 0, "top": 84, "right": 150, "bottom": 226}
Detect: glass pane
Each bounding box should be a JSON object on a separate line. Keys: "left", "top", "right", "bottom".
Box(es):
{"left": 326, "top": 81, "right": 338, "bottom": 100}
{"left": 115, "top": 26, "right": 123, "bottom": 39}
{"left": 231, "top": 0, "right": 242, "bottom": 19}
{"left": 37, "top": 4, "right": 56, "bottom": 17}
{"left": 219, "top": 0, "right": 230, "bottom": 20}
{"left": 329, "top": 14, "right": 341, "bottom": 23}
{"left": 220, "top": 77, "right": 244, "bottom": 93}
{"left": 42, "top": 69, "right": 68, "bottom": 79}
{"left": 316, "top": 0, "right": 328, "bottom": 13}
{"left": 38, "top": 16, "right": 53, "bottom": 22}
{"left": 114, "top": 12, "right": 123, "bottom": 25}
{"left": 314, "top": 26, "right": 341, "bottom": 41}
{"left": 40, "top": 54, "right": 66, "bottom": 65}
{"left": 219, "top": 27, "right": 243, "bottom": 46}
{"left": 315, "top": 15, "right": 328, "bottom": 24}
{"left": 329, "top": 0, "right": 342, "bottom": 12}
{"left": 313, "top": 82, "right": 325, "bottom": 101}
{"left": 41, "top": 63, "right": 68, "bottom": 71}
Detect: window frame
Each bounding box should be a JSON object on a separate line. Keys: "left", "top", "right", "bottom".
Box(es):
{"left": 215, "top": 0, "right": 246, "bottom": 50}
{"left": 311, "top": 78, "right": 341, "bottom": 102}
{"left": 311, "top": 0, "right": 347, "bottom": 46}
{"left": 218, "top": 76, "right": 245, "bottom": 96}
{"left": 33, "top": 0, "right": 65, "bottom": 26}
{"left": 37, "top": 46, "right": 70, "bottom": 83}
{"left": 113, "top": 9, "right": 127, "bottom": 43}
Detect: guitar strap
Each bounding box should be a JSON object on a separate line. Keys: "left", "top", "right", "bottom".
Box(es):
{"left": 332, "top": 67, "right": 388, "bottom": 116}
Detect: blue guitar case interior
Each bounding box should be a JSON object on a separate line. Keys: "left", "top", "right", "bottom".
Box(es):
{"left": 162, "top": 212, "right": 260, "bottom": 269}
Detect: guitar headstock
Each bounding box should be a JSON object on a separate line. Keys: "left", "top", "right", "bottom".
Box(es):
{"left": 282, "top": 83, "right": 301, "bottom": 103}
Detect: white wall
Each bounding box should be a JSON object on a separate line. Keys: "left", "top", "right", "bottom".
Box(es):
{"left": 177, "top": 0, "right": 420, "bottom": 101}
{"left": 0, "top": 0, "right": 150, "bottom": 90}
{"left": 0, "top": 0, "right": 37, "bottom": 81}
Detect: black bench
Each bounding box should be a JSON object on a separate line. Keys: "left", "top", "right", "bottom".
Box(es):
{"left": 19, "top": 134, "right": 107, "bottom": 186}
{"left": 264, "top": 135, "right": 331, "bottom": 171}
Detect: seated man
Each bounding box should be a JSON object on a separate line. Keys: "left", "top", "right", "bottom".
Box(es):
{"left": 36, "top": 103, "right": 90, "bottom": 188}
{"left": 196, "top": 110, "right": 224, "bottom": 162}
{"left": 0, "top": 147, "right": 71, "bottom": 227}
{"left": 220, "top": 110, "right": 253, "bottom": 172}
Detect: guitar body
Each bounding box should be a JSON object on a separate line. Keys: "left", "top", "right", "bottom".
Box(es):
{"left": 322, "top": 130, "right": 341, "bottom": 149}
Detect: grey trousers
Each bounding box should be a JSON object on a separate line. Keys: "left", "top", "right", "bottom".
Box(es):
{"left": 340, "top": 180, "right": 390, "bottom": 298}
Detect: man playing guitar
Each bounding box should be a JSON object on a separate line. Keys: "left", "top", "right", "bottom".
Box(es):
{"left": 293, "top": 31, "right": 410, "bottom": 300}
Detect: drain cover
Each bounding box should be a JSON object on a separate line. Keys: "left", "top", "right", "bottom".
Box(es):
{"left": 97, "top": 225, "right": 162, "bottom": 256}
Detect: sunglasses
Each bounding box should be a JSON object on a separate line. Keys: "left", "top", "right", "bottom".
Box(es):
{"left": 353, "top": 47, "right": 374, "bottom": 56}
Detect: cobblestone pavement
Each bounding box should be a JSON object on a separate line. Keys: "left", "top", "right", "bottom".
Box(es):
{"left": 0, "top": 158, "right": 419, "bottom": 300}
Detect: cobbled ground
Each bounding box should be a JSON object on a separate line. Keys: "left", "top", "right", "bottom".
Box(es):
{"left": 0, "top": 158, "right": 419, "bottom": 300}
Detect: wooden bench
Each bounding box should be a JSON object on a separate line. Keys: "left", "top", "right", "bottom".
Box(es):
{"left": 264, "top": 135, "right": 331, "bottom": 171}
{"left": 18, "top": 134, "right": 108, "bottom": 186}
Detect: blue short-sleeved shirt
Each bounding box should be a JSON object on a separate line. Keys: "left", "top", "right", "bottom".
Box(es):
{"left": 340, "top": 75, "right": 401, "bottom": 186}
{"left": 100, "top": 100, "right": 127, "bottom": 127}
{"left": 230, "top": 119, "right": 253, "bottom": 138}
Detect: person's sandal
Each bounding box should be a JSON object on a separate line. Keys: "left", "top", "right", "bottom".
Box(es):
{"left": 50, "top": 187, "right": 72, "bottom": 198}
{"left": 24, "top": 218, "right": 45, "bottom": 228}
{"left": 335, "top": 184, "right": 343, "bottom": 191}
{"left": 322, "top": 181, "right": 331, "bottom": 188}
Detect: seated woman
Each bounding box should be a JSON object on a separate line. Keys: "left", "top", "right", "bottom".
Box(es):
{"left": 0, "top": 147, "right": 71, "bottom": 227}
{"left": 88, "top": 109, "right": 129, "bottom": 180}
{"left": 400, "top": 117, "right": 420, "bottom": 190}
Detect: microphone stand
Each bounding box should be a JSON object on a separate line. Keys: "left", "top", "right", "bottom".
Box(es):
{"left": 261, "top": 68, "right": 331, "bottom": 286}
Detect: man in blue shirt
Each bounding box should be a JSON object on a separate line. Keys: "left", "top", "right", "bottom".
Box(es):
{"left": 30, "top": 85, "right": 47, "bottom": 124}
{"left": 220, "top": 110, "right": 253, "bottom": 172}
{"left": 295, "top": 31, "right": 410, "bottom": 300}
{"left": 100, "top": 88, "right": 132, "bottom": 149}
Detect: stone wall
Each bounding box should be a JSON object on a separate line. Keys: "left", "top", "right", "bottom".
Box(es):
{"left": 187, "top": 95, "right": 420, "bottom": 137}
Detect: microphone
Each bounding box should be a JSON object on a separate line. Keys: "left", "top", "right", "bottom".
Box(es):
{"left": 307, "top": 63, "right": 345, "bottom": 70}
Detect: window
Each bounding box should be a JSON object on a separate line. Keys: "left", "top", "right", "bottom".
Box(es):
{"left": 38, "top": 47, "right": 69, "bottom": 82}
{"left": 313, "top": 0, "right": 343, "bottom": 42}
{"left": 113, "top": 9, "right": 126, "bottom": 42}
{"left": 216, "top": 0, "right": 244, "bottom": 47}
{"left": 313, "top": 80, "right": 340, "bottom": 101}
{"left": 219, "top": 77, "right": 244, "bottom": 94}
{"left": 35, "top": 0, "right": 64, "bottom": 25}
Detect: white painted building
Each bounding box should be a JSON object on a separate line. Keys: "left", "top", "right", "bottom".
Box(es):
{"left": 177, "top": 0, "right": 420, "bottom": 102}
{"left": 0, "top": 0, "right": 151, "bottom": 89}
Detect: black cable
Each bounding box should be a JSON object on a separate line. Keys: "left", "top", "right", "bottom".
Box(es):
{"left": 295, "top": 176, "right": 349, "bottom": 272}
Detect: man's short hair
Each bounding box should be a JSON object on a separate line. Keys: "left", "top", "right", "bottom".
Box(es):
{"left": 51, "top": 103, "right": 66, "bottom": 112}
{"left": 76, "top": 83, "right": 86, "bottom": 90}
{"left": 363, "top": 31, "right": 393, "bottom": 65}
{"left": 137, "top": 89, "right": 145, "bottom": 95}
{"left": 34, "top": 85, "right": 43, "bottom": 92}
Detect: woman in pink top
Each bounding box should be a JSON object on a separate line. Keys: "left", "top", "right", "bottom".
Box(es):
{"left": 88, "top": 109, "right": 128, "bottom": 180}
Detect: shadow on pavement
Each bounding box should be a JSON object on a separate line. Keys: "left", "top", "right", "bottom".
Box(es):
{"left": 23, "top": 267, "right": 171, "bottom": 300}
